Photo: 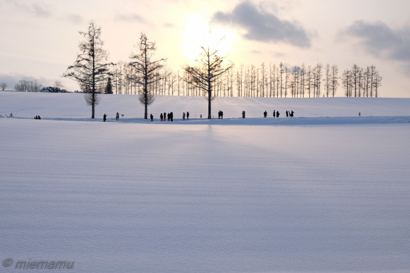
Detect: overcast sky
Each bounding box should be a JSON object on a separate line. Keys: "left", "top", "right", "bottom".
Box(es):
{"left": 1, "top": 0, "right": 410, "bottom": 97}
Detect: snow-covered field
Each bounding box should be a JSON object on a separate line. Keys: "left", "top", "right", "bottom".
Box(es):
{"left": 1, "top": 92, "right": 410, "bottom": 273}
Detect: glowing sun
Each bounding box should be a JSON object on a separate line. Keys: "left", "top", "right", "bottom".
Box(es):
{"left": 183, "top": 14, "right": 235, "bottom": 61}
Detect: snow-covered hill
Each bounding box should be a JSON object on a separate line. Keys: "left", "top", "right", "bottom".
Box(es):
{"left": 1, "top": 92, "right": 410, "bottom": 273}
{"left": 1, "top": 91, "right": 410, "bottom": 121}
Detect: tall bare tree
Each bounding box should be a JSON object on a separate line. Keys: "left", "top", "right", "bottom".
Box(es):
{"left": 0, "top": 82, "right": 7, "bottom": 91}
{"left": 324, "top": 64, "right": 331, "bottom": 97}
{"left": 314, "top": 64, "right": 323, "bottom": 97}
{"left": 300, "top": 64, "right": 306, "bottom": 98}
{"left": 331, "top": 65, "right": 339, "bottom": 97}
{"left": 128, "top": 33, "right": 165, "bottom": 119}
{"left": 184, "top": 41, "right": 233, "bottom": 119}
{"left": 342, "top": 69, "right": 352, "bottom": 97}
{"left": 63, "top": 21, "right": 113, "bottom": 118}
{"left": 306, "top": 66, "right": 312, "bottom": 98}
{"left": 351, "top": 64, "right": 360, "bottom": 97}
{"left": 373, "top": 68, "right": 382, "bottom": 98}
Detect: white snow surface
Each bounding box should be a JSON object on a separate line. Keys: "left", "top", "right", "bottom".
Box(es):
{"left": 1, "top": 92, "right": 410, "bottom": 273}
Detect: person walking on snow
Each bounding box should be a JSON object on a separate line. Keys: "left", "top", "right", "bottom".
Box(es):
{"left": 116, "top": 112, "right": 119, "bottom": 121}
{"left": 103, "top": 114, "right": 107, "bottom": 122}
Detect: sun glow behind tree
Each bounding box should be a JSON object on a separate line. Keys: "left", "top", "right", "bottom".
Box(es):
{"left": 183, "top": 14, "right": 235, "bottom": 61}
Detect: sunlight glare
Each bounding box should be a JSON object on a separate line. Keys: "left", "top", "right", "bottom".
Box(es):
{"left": 184, "top": 14, "right": 235, "bottom": 61}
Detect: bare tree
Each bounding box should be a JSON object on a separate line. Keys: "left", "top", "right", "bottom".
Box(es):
{"left": 373, "top": 68, "right": 382, "bottom": 97}
{"left": 331, "top": 65, "right": 339, "bottom": 97}
{"left": 342, "top": 69, "right": 352, "bottom": 97}
{"left": 184, "top": 39, "right": 233, "bottom": 119}
{"left": 314, "top": 64, "right": 323, "bottom": 97}
{"left": 306, "top": 66, "right": 312, "bottom": 98}
{"left": 128, "top": 33, "right": 165, "bottom": 119}
{"left": 357, "top": 67, "right": 364, "bottom": 97}
{"left": 370, "top": 65, "right": 376, "bottom": 97}
{"left": 63, "top": 21, "right": 113, "bottom": 118}
{"left": 14, "top": 80, "right": 42, "bottom": 92}
{"left": 279, "top": 63, "right": 284, "bottom": 97}
{"left": 300, "top": 64, "right": 305, "bottom": 97}
{"left": 1, "top": 82, "right": 7, "bottom": 91}
{"left": 269, "top": 64, "right": 275, "bottom": 97}
{"left": 351, "top": 64, "right": 361, "bottom": 97}
{"left": 325, "top": 64, "right": 331, "bottom": 97}
{"left": 284, "top": 66, "right": 289, "bottom": 98}
{"left": 55, "top": 80, "right": 64, "bottom": 90}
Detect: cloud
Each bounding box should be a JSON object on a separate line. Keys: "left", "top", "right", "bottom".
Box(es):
{"left": 32, "top": 3, "right": 50, "bottom": 17}
{"left": 341, "top": 20, "right": 410, "bottom": 62}
{"left": 6, "top": 0, "right": 51, "bottom": 18}
{"left": 212, "top": 1, "right": 311, "bottom": 48}
{"left": 114, "top": 13, "right": 147, "bottom": 24}
{"left": 67, "top": 14, "right": 84, "bottom": 25}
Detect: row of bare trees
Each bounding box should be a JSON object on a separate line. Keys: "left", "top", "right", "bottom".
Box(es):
{"left": 342, "top": 65, "right": 382, "bottom": 97}
{"left": 14, "top": 80, "right": 43, "bottom": 92}
{"left": 106, "top": 62, "right": 381, "bottom": 99}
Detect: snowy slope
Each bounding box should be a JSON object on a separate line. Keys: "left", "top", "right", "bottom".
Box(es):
{"left": 1, "top": 91, "right": 410, "bottom": 120}
{"left": 1, "top": 92, "right": 410, "bottom": 273}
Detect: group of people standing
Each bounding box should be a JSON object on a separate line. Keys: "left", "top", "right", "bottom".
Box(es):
{"left": 270, "top": 110, "right": 294, "bottom": 118}
{"left": 182, "top": 112, "right": 190, "bottom": 121}
{"left": 103, "top": 109, "right": 295, "bottom": 122}
{"left": 159, "top": 112, "right": 174, "bottom": 122}
{"left": 103, "top": 112, "right": 120, "bottom": 122}
{"left": 285, "top": 110, "right": 295, "bottom": 117}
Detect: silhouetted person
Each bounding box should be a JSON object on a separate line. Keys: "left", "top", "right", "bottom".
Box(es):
{"left": 150, "top": 114, "right": 153, "bottom": 122}
{"left": 171, "top": 112, "right": 173, "bottom": 122}
{"left": 103, "top": 114, "right": 107, "bottom": 122}
{"left": 116, "top": 112, "right": 119, "bottom": 121}
{"left": 160, "top": 113, "right": 163, "bottom": 121}
{"left": 359, "top": 112, "right": 361, "bottom": 117}
{"left": 286, "top": 111, "right": 289, "bottom": 117}
{"left": 264, "top": 111, "right": 267, "bottom": 118}
{"left": 164, "top": 112, "right": 167, "bottom": 121}
{"left": 183, "top": 112, "right": 186, "bottom": 121}
{"left": 187, "top": 112, "right": 189, "bottom": 120}
{"left": 276, "top": 111, "right": 280, "bottom": 118}
{"left": 273, "top": 110, "right": 276, "bottom": 118}
{"left": 290, "top": 110, "right": 294, "bottom": 117}
{"left": 242, "top": 111, "right": 245, "bottom": 119}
